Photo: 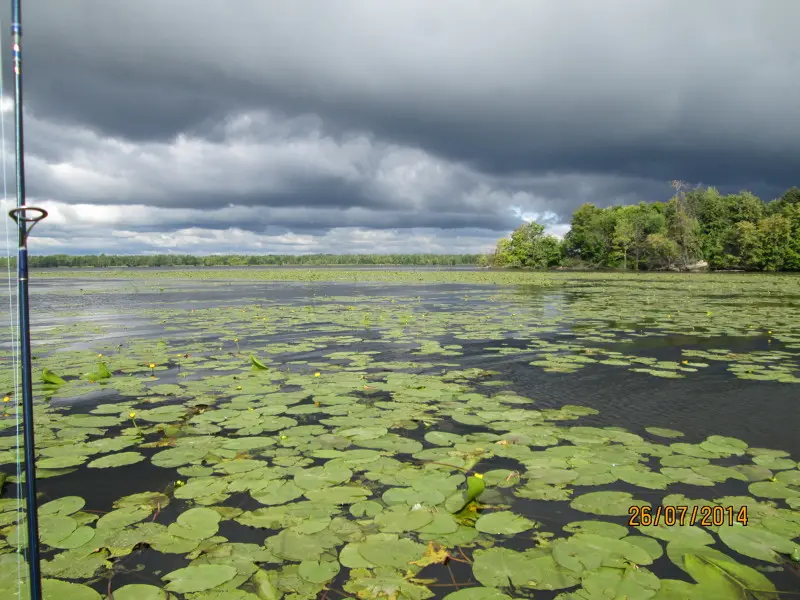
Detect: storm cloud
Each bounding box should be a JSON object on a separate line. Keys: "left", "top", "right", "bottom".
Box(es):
{"left": 1, "top": 0, "right": 797, "bottom": 254}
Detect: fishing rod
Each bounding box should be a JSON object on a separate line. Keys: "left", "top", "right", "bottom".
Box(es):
{"left": 7, "top": 0, "right": 46, "bottom": 597}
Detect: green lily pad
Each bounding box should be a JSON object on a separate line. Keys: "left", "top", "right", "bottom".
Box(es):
{"left": 305, "top": 485, "right": 372, "bottom": 505}
{"left": 374, "top": 506, "right": 434, "bottom": 532}
{"left": 40, "top": 496, "right": 85, "bottom": 516}
{"left": 357, "top": 535, "right": 427, "bottom": 569}
{"left": 570, "top": 491, "right": 644, "bottom": 516}
{"left": 749, "top": 481, "right": 800, "bottom": 500}
{"left": 168, "top": 507, "right": 221, "bottom": 540}
{"left": 580, "top": 565, "right": 660, "bottom": 599}
{"left": 163, "top": 564, "right": 238, "bottom": 593}
{"left": 551, "top": 534, "right": 654, "bottom": 574}
{"left": 87, "top": 451, "right": 145, "bottom": 469}
{"left": 474, "top": 511, "right": 536, "bottom": 535}
{"left": 718, "top": 523, "right": 798, "bottom": 563}
{"left": 112, "top": 584, "right": 170, "bottom": 600}
{"left": 472, "top": 547, "right": 579, "bottom": 590}
{"left": 442, "top": 589, "right": 511, "bottom": 600}
{"left": 42, "top": 579, "right": 102, "bottom": 600}
{"left": 640, "top": 524, "right": 714, "bottom": 547}
{"left": 250, "top": 480, "right": 304, "bottom": 506}
{"left": 298, "top": 559, "right": 340, "bottom": 584}
{"left": 563, "top": 521, "right": 629, "bottom": 539}
{"left": 645, "top": 427, "right": 684, "bottom": 438}
{"left": 681, "top": 549, "right": 777, "bottom": 597}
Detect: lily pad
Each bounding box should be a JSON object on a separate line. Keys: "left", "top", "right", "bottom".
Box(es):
{"left": 87, "top": 451, "right": 145, "bottom": 469}
{"left": 474, "top": 511, "right": 536, "bottom": 535}
{"left": 645, "top": 427, "right": 684, "bottom": 439}
{"left": 718, "top": 523, "right": 798, "bottom": 563}
{"left": 40, "top": 496, "right": 85, "bottom": 516}
{"left": 570, "top": 491, "right": 644, "bottom": 516}
{"left": 112, "top": 584, "right": 170, "bottom": 600}
{"left": 163, "top": 564, "right": 238, "bottom": 593}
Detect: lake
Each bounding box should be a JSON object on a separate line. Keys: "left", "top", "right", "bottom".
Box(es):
{"left": 0, "top": 269, "right": 798, "bottom": 599}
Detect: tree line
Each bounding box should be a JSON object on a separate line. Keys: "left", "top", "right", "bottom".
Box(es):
{"left": 3, "top": 184, "right": 798, "bottom": 272}
{"left": 486, "top": 184, "right": 800, "bottom": 271}
{"left": 0, "top": 253, "right": 483, "bottom": 269}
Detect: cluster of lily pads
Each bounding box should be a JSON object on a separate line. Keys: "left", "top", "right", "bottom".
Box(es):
{"left": 0, "top": 270, "right": 797, "bottom": 599}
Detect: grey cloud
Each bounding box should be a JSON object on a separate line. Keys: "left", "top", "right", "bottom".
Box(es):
{"left": 1, "top": 0, "right": 797, "bottom": 255}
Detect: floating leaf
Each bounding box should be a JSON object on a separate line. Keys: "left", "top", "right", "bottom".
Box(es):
{"left": 112, "top": 584, "right": 170, "bottom": 600}
{"left": 40, "top": 496, "right": 85, "bottom": 516}
{"left": 357, "top": 535, "right": 427, "bottom": 569}
{"left": 168, "top": 507, "right": 221, "bottom": 540}
{"left": 682, "top": 551, "right": 777, "bottom": 599}
{"left": 41, "top": 368, "right": 67, "bottom": 385}
{"left": 581, "top": 565, "right": 660, "bottom": 599}
{"left": 472, "top": 547, "right": 579, "bottom": 590}
{"left": 163, "top": 564, "right": 238, "bottom": 593}
{"left": 474, "top": 511, "right": 536, "bottom": 535}
{"left": 570, "top": 491, "right": 644, "bottom": 516}
{"left": 298, "top": 560, "right": 339, "bottom": 584}
{"left": 442, "top": 589, "right": 511, "bottom": 600}
{"left": 87, "top": 451, "right": 145, "bottom": 469}
{"left": 718, "top": 523, "right": 798, "bottom": 564}
{"left": 42, "top": 579, "right": 101, "bottom": 600}
{"left": 645, "top": 427, "right": 684, "bottom": 438}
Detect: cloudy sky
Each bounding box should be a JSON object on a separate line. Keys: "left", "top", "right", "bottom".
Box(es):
{"left": 0, "top": 0, "right": 798, "bottom": 255}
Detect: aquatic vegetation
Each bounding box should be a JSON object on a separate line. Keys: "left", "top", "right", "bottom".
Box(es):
{"left": 0, "top": 270, "right": 797, "bottom": 598}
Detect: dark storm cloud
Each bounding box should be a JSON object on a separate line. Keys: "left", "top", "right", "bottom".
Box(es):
{"left": 6, "top": 0, "right": 799, "bottom": 253}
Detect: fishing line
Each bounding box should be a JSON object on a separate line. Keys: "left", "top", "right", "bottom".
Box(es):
{"left": 0, "top": 14, "right": 25, "bottom": 600}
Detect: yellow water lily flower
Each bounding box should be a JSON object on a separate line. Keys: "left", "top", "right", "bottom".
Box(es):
{"left": 129, "top": 411, "right": 136, "bottom": 419}
{"left": 473, "top": 473, "right": 483, "bottom": 479}
{"left": 314, "top": 372, "right": 321, "bottom": 377}
{"left": 149, "top": 363, "right": 156, "bottom": 369}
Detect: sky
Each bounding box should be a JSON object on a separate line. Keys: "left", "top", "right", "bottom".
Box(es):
{"left": 0, "top": 0, "right": 798, "bottom": 255}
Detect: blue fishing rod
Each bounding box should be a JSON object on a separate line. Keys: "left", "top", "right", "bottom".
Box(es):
{"left": 7, "top": 0, "right": 46, "bottom": 598}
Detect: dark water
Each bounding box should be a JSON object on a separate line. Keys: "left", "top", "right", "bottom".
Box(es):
{"left": 24, "top": 277, "right": 792, "bottom": 455}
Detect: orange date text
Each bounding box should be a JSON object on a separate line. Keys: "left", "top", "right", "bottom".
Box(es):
{"left": 628, "top": 505, "right": 747, "bottom": 527}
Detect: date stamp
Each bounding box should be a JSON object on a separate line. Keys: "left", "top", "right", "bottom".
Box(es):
{"left": 628, "top": 505, "right": 748, "bottom": 527}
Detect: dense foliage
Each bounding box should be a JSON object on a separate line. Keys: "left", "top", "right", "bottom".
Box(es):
{"left": 0, "top": 253, "right": 482, "bottom": 269}
{"left": 488, "top": 185, "right": 800, "bottom": 271}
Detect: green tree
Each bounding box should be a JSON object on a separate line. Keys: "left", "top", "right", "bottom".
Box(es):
{"left": 732, "top": 221, "right": 762, "bottom": 269}
{"left": 563, "top": 204, "right": 618, "bottom": 266}
{"left": 491, "top": 222, "right": 562, "bottom": 269}
{"left": 644, "top": 233, "right": 680, "bottom": 269}
{"left": 779, "top": 203, "right": 800, "bottom": 270}
{"left": 665, "top": 180, "right": 703, "bottom": 269}
{"left": 612, "top": 213, "right": 635, "bottom": 270}
{"left": 757, "top": 214, "right": 791, "bottom": 271}
{"left": 614, "top": 203, "right": 666, "bottom": 270}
